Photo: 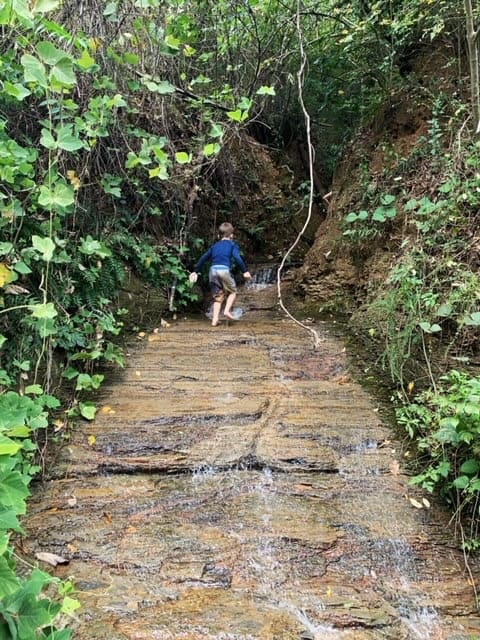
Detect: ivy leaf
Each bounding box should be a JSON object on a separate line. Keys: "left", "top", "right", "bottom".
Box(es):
{"left": 3, "top": 82, "right": 31, "bottom": 101}
{"left": 0, "top": 557, "right": 20, "bottom": 598}
{"left": 208, "top": 124, "right": 224, "bottom": 138}
{"left": 0, "top": 435, "right": 22, "bottom": 456}
{"left": 0, "top": 470, "right": 30, "bottom": 513}
{"left": 40, "top": 128, "right": 56, "bottom": 150}
{"left": 436, "top": 304, "right": 452, "bottom": 317}
{"left": 56, "top": 125, "right": 83, "bottom": 151}
{"left": 77, "top": 49, "right": 96, "bottom": 70}
{"left": 30, "top": 302, "right": 57, "bottom": 319}
{"left": 464, "top": 312, "right": 480, "bottom": 327}
{"left": 79, "top": 402, "right": 96, "bottom": 420}
{"left": 50, "top": 58, "right": 76, "bottom": 87}
{"left": 32, "top": 235, "right": 55, "bottom": 261}
{"left": 21, "top": 54, "right": 48, "bottom": 88}
{"left": 36, "top": 41, "right": 67, "bottom": 66}
{"left": 256, "top": 85, "right": 276, "bottom": 96}
{"left": 32, "top": 0, "right": 60, "bottom": 12}
{"left": 226, "top": 109, "right": 243, "bottom": 122}
{"left": 175, "top": 151, "right": 191, "bottom": 164}
{"left": 79, "top": 236, "right": 112, "bottom": 258}
{"left": 38, "top": 183, "right": 75, "bottom": 210}
{"left": 203, "top": 143, "right": 220, "bottom": 157}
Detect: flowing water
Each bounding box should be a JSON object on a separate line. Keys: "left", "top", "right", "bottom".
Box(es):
{"left": 23, "top": 273, "right": 480, "bottom": 639}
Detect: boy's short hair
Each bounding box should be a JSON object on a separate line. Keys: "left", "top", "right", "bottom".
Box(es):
{"left": 219, "top": 222, "right": 234, "bottom": 238}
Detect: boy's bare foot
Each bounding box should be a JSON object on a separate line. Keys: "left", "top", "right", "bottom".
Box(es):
{"left": 223, "top": 311, "right": 235, "bottom": 320}
{"left": 211, "top": 321, "right": 219, "bottom": 327}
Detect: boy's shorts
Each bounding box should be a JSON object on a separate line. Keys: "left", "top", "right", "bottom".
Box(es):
{"left": 209, "top": 267, "right": 236, "bottom": 303}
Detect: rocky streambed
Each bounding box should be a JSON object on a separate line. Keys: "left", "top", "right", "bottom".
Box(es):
{"left": 23, "top": 280, "right": 480, "bottom": 639}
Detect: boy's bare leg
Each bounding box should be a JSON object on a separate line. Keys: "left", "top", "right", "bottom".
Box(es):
{"left": 212, "top": 301, "right": 222, "bottom": 326}
{"left": 223, "top": 292, "right": 237, "bottom": 319}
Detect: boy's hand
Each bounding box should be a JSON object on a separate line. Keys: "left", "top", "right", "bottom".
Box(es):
{"left": 189, "top": 272, "right": 198, "bottom": 283}
{"left": 243, "top": 271, "right": 252, "bottom": 280}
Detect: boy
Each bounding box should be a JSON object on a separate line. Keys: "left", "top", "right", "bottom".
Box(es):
{"left": 189, "top": 222, "right": 251, "bottom": 326}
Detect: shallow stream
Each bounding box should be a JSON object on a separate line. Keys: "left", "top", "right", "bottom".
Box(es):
{"left": 24, "top": 275, "right": 480, "bottom": 639}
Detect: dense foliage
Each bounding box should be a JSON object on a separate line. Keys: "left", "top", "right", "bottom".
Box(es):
{"left": 1, "top": 0, "right": 480, "bottom": 635}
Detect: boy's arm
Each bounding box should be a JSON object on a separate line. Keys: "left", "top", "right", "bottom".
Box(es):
{"left": 232, "top": 244, "right": 250, "bottom": 277}
{"left": 189, "top": 246, "right": 212, "bottom": 283}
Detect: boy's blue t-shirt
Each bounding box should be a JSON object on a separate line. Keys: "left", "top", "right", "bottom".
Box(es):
{"left": 194, "top": 239, "right": 248, "bottom": 273}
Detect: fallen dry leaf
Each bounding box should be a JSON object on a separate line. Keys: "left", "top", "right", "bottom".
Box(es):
{"left": 67, "top": 496, "right": 77, "bottom": 507}
{"left": 408, "top": 497, "right": 423, "bottom": 509}
{"left": 103, "top": 511, "right": 112, "bottom": 524}
{"left": 135, "top": 370, "right": 141, "bottom": 377}
{"left": 422, "top": 497, "right": 431, "bottom": 508}
{"left": 389, "top": 460, "right": 400, "bottom": 476}
{"left": 35, "top": 552, "right": 69, "bottom": 566}
{"left": 87, "top": 434, "right": 96, "bottom": 446}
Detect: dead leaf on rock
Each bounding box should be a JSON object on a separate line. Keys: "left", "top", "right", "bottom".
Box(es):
{"left": 137, "top": 331, "right": 145, "bottom": 339}
{"left": 408, "top": 497, "right": 423, "bottom": 509}
{"left": 389, "top": 460, "right": 400, "bottom": 476}
{"left": 35, "top": 552, "right": 69, "bottom": 566}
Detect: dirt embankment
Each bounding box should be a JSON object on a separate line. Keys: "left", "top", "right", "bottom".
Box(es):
{"left": 295, "top": 45, "right": 460, "bottom": 313}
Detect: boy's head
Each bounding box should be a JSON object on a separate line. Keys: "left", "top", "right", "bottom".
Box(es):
{"left": 219, "top": 222, "right": 234, "bottom": 238}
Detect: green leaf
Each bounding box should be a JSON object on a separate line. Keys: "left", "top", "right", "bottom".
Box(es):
{"left": 21, "top": 54, "right": 47, "bottom": 88}
{"left": 12, "top": 261, "right": 31, "bottom": 275}
{"left": 437, "top": 304, "right": 452, "bottom": 317}
{"left": 32, "top": 235, "right": 55, "bottom": 261}
{"left": 77, "top": 49, "right": 96, "bottom": 70}
{"left": 0, "top": 435, "right": 22, "bottom": 456}
{"left": 56, "top": 125, "right": 83, "bottom": 151}
{"left": 3, "top": 82, "right": 31, "bottom": 101}
{"left": 32, "top": 0, "right": 60, "bottom": 12}
{"left": 256, "top": 85, "right": 276, "bottom": 96}
{"left": 0, "top": 557, "right": 20, "bottom": 598}
{"left": 24, "top": 384, "right": 43, "bottom": 395}
{"left": 16, "top": 595, "right": 55, "bottom": 638}
{"left": 227, "top": 109, "right": 243, "bottom": 122}
{"left": 38, "top": 183, "right": 75, "bottom": 209}
{"left": 203, "top": 143, "right": 220, "bottom": 157}
{"left": 345, "top": 212, "right": 358, "bottom": 223}
{"left": 79, "top": 402, "right": 96, "bottom": 420}
{"left": 372, "top": 208, "right": 386, "bottom": 222}
{"left": 0, "top": 507, "right": 22, "bottom": 533}
{"left": 175, "top": 151, "right": 191, "bottom": 164}
{"left": 79, "top": 236, "right": 112, "bottom": 258}
{"left": 50, "top": 58, "right": 76, "bottom": 87}
{"left": 36, "top": 41, "right": 67, "bottom": 65}
{"left": 30, "top": 302, "right": 57, "bottom": 319}
{"left": 453, "top": 475, "right": 470, "bottom": 489}
{"left": 208, "top": 124, "right": 224, "bottom": 139}
{"left": 464, "top": 312, "right": 480, "bottom": 327}
{"left": 380, "top": 194, "right": 395, "bottom": 205}
{"left": 358, "top": 210, "right": 369, "bottom": 220}
{"left": 40, "top": 129, "right": 56, "bottom": 150}
{"left": 460, "top": 459, "right": 480, "bottom": 475}
{"left": 404, "top": 199, "right": 418, "bottom": 212}
{"left": 0, "top": 470, "right": 30, "bottom": 513}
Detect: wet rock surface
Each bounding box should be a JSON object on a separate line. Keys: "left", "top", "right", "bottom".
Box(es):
{"left": 24, "top": 282, "right": 480, "bottom": 639}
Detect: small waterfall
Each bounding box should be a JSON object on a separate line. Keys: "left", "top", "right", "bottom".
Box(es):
{"left": 246, "top": 265, "right": 278, "bottom": 290}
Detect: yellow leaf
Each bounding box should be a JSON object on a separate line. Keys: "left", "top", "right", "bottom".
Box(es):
{"left": 0, "top": 263, "right": 13, "bottom": 288}
{"left": 407, "top": 381, "right": 415, "bottom": 394}
{"left": 66, "top": 170, "right": 81, "bottom": 191}
{"left": 326, "top": 586, "right": 333, "bottom": 598}
{"left": 100, "top": 405, "right": 112, "bottom": 414}
{"left": 135, "top": 370, "right": 141, "bottom": 377}
{"left": 89, "top": 37, "right": 102, "bottom": 52}
{"left": 137, "top": 331, "right": 145, "bottom": 338}
{"left": 87, "top": 434, "right": 96, "bottom": 446}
